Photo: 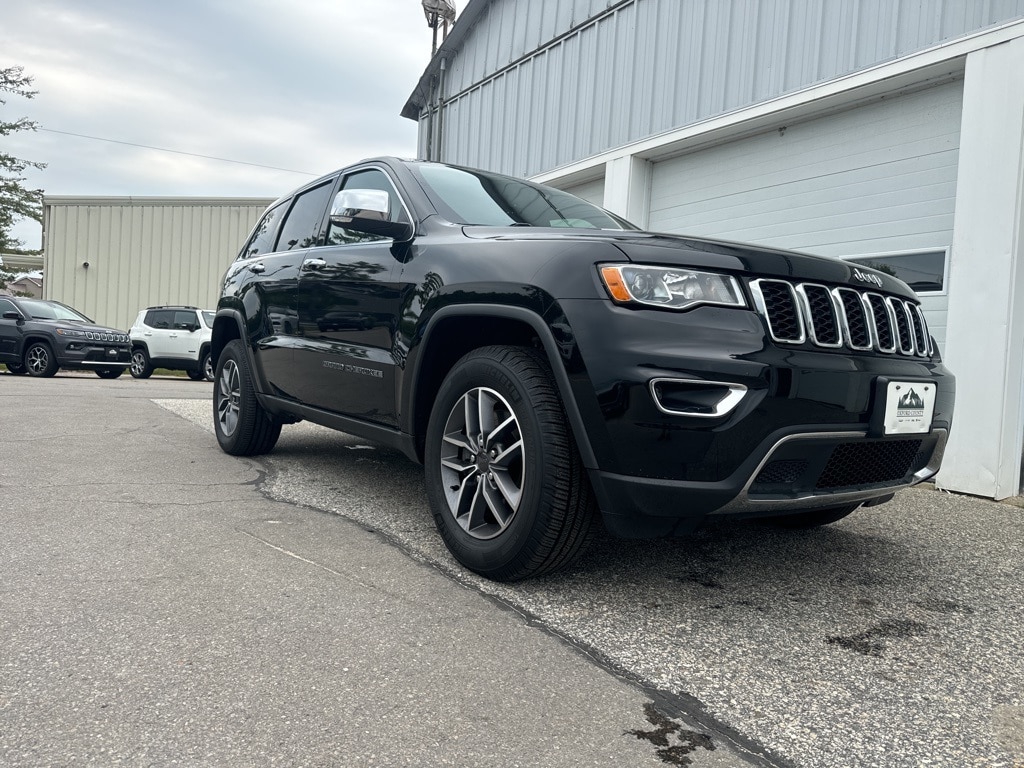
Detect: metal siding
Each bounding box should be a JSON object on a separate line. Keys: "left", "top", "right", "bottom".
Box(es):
{"left": 43, "top": 199, "right": 270, "bottom": 331}
{"left": 427, "top": 0, "right": 1024, "bottom": 176}
{"left": 648, "top": 82, "right": 962, "bottom": 349}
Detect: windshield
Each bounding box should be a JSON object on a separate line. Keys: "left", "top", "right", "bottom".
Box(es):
{"left": 412, "top": 163, "right": 636, "bottom": 231}
{"left": 18, "top": 299, "right": 91, "bottom": 323}
{"left": 202, "top": 311, "right": 215, "bottom": 327}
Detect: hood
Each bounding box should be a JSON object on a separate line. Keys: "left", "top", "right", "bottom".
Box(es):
{"left": 461, "top": 226, "right": 918, "bottom": 299}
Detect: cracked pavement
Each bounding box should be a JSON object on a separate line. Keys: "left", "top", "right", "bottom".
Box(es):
{"left": 3, "top": 373, "right": 1023, "bottom": 767}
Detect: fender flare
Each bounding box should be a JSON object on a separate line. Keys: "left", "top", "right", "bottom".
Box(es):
{"left": 408, "top": 304, "right": 598, "bottom": 469}
{"left": 211, "top": 308, "right": 271, "bottom": 393}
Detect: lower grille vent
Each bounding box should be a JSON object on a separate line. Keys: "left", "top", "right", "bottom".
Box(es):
{"left": 753, "top": 460, "right": 809, "bottom": 486}
{"left": 816, "top": 440, "right": 923, "bottom": 489}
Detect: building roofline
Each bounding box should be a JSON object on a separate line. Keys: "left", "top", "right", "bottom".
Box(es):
{"left": 42, "top": 196, "right": 275, "bottom": 207}
{"left": 401, "top": 0, "right": 491, "bottom": 120}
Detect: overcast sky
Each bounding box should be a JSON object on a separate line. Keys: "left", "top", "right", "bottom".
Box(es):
{"left": 2, "top": 0, "right": 446, "bottom": 249}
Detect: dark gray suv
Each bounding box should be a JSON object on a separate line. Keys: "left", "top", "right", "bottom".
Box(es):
{"left": 0, "top": 294, "right": 131, "bottom": 378}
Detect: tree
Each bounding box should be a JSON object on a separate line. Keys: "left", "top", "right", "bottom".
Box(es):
{"left": 1, "top": 66, "right": 46, "bottom": 254}
{"left": 1, "top": 66, "right": 46, "bottom": 293}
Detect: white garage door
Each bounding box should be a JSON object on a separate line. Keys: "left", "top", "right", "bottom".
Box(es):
{"left": 558, "top": 176, "right": 605, "bottom": 206}
{"left": 648, "top": 81, "right": 963, "bottom": 351}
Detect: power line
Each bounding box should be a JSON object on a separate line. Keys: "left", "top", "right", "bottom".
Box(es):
{"left": 38, "top": 128, "right": 318, "bottom": 176}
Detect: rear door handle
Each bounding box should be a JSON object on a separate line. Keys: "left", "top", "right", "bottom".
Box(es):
{"left": 303, "top": 258, "right": 327, "bottom": 271}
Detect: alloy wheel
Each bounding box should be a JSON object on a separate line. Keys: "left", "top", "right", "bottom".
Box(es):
{"left": 27, "top": 346, "right": 49, "bottom": 375}
{"left": 439, "top": 386, "right": 525, "bottom": 540}
{"left": 216, "top": 359, "right": 241, "bottom": 437}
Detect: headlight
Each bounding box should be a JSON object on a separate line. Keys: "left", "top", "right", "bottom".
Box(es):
{"left": 598, "top": 264, "right": 746, "bottom": 310}
{"left": 55, "top": 328, "right": 86, "bottom": 338}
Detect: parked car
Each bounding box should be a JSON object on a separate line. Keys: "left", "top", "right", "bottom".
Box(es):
{"left": 0, "top": 294, "right": 130, "bottom": 378}
{"left": 129, "top": 306, "right": 214, "bottom": 381}
{"left": 210, "top": 158, "right": 955, "bottom": 581}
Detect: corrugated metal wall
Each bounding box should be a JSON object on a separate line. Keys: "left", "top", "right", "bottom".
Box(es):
{"left": 433, "top": 0, "right": 1024, "bottom": 176}
{"left": 43, "top": 198, "right": 271, "bottom": 331}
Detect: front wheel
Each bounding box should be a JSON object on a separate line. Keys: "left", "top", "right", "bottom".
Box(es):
{"left": 130, "top": 349, "right": 153, "bottom": 379}
{"left": 213, "top": 339, "right": 281, "bottom": 456}
{"left": 25, "top": 342, "right": 58, "bottom": 377}
{"left": 760, "top": 503, "right": 861, "bottom": 529}
{"left": 201, "top": 351, "right": 214, "bottom": 381}
{"left": 424, "top": 346, "right": 596, "bottom": 581}
{"left": 95, "top": 368, "right": 125, "bottom": 379}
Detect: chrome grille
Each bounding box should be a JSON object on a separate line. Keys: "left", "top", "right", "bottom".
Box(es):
{"left": 751, "top": 279, "right": 933, "bottom": 356}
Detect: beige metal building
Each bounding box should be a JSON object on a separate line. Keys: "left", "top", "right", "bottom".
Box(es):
{"left": 42, "top": 196, "right": 272, "bottom": 331}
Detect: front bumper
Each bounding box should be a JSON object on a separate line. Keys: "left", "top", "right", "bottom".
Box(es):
{"left": 58, "top": 341, "right": 132, "bottom": 368}
{"left": 557, "top": 299, "right": 955, "bottom": 536}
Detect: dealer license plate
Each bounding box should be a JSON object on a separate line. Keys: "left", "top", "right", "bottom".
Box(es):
{"left": 882, "top": 381, "right": 936, "bottom": 435}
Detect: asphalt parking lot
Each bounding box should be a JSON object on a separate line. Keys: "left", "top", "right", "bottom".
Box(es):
{"left": 3, "top": 373, "right": 1023, "bottom": 767}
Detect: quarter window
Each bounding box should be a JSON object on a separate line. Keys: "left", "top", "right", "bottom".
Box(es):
{"left": 241, "top": 201, "right": 287, "bottom": 259}
{"left": 276, "top": 180, "right": 335, "bottom": 252}
{"left": 145, "top": 309, "right": 174, "bottom": 329}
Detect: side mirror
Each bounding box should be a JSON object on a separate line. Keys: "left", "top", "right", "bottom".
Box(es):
{"left": 2, "top": 311, "right": 23, "bottom": 321}
{"left": 329, "top": 189, "right": 413, "bottom": 242}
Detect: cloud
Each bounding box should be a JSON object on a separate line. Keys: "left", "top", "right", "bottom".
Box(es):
{"left": 2, "top": 0, "right": 439, "bottom": 247}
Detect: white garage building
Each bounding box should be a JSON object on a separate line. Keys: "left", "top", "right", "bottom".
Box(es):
{"left": 403, "top": 0, "right": 1024, "bottom": 499}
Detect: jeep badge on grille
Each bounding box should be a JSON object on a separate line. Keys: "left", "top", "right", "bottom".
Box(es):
{"left": 851, "top": 268, "right": 884, "bottom": 288}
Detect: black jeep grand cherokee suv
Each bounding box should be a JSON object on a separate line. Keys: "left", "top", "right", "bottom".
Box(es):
{"left": 211, "top": 158, "right": 954, "bottom": 581}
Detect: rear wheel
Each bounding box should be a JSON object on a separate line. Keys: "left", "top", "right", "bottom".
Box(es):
{"left": 130, "top": 349, "right": 153, "bottom": 379}
{"left": 95, "top": 368, "right": 125, "bottom": 379}
{"left": 760, "top": 503, "right": 861, "bottom": 529}
{"left": 424, "top": 345, "right": 597, "bottom": 581}
{"left": 25, "top": 342, "right": 58, "bottom": 377}
{"left": 213, "top": 339, "right": 281, "bottom": 456}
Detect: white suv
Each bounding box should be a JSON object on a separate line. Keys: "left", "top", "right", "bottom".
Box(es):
{"left": 129, "top": 306, "right": 214, "bottom": 380}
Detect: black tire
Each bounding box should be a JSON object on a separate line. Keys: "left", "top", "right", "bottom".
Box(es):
{"left": 6, "top": 362, "right": 27, "bottom": 375}
{"left": 761, "top": 503, "right": 861, "bottom": 529}
{"left": 424, "top": 345, "right": 597, "bottom": 581}
{"left": 201, "top": 351, "right": 214, "bottom": 381}
{"left": 95, "top": 368, "right": 125, "bottom": 379}
{"left": 187, "top": 368, "right": 205, "bottom": 381}
{"left": 24, "top": 342, "right": 58, "bottom": 377}
{"left": 130, "top": 348, "right": 153, "bottom": 379}
{"left": 213, "top": 339, "right": 281, "bottom": 456}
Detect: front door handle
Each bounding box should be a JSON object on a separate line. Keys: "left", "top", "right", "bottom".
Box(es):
{"left": 249, "top": 262, "right": 266, "bottom": 274}
{"left": 303, "top": 258, "right": 328, "bottom": 271}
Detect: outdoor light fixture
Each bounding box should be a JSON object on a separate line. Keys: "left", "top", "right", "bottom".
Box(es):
{"left": 422, "top": 0, "right": 456, "bottom": 54}
{"left": 422, "top": 0, "right": 456, "bottom": 25}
